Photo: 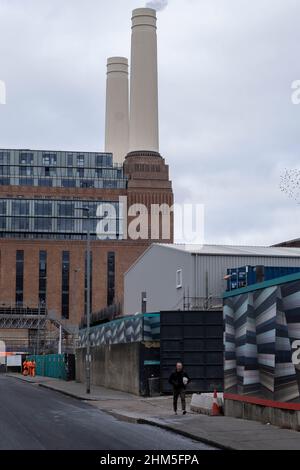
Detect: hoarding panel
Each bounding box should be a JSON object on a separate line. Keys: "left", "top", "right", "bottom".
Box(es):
{"left": 160, "top": 310, "right": 224, "bottom": 393}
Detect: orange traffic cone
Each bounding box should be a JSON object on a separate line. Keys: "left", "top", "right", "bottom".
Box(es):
{"left": 211, "top": 389, "right": 221, "bottom": 416}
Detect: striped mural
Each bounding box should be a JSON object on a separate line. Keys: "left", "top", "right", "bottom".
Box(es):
{"left": 78, "top": 313, "right": 160, "bottom": 348}
{"left": 224, "top": 279, "right": 300, "bottom": 402}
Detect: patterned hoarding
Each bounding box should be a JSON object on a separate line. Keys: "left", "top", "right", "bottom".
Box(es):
{"left": 78, "top": 313, "right": 160, "bottom": 348}
{"left": 224, "top": 275, "right": 300, "bottom": 402}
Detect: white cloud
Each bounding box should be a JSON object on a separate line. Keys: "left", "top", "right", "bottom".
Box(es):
{"left": 146, "top": 0, "right": 169, "bottom": 11}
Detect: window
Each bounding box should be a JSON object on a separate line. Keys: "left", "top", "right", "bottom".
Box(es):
{"left": 0, "top": 177, "right": 10, "bottom": 185}
{"left": 57, "top": 219, "right": 74, "bottom": 231}
{"left": 62, "top": 179, "right": 76, "bottom": 188}
{"left": 67, "top": 154, "right": 73, "bottom": 166}
{"left": 76, "top": 168, "right": 84, "bottom": 178}
{"left": 12, "top": 200, "right": 30, "bottom": 216}
{"left": 0, "top": 200, "right": 6, "bottom": 215}
{"left": 12, "top": 218, "right": 29, "bottom": 230}
{"left": 58, "top": 202, "right": 74, "bottom": 217}
{"left": 42, "top": 153, "right": 57, "bottom": 166}
{"left": 39, "top": 178, "right": 53, "bottom": 187}
{"left": 19, "top": 153, "right": 33, "bottom": 165}
{"left": 104, "top": 180, "right": 118, "bottom": 189}
{"left": 96, "top": 154, "right": 112, "bottom": 167}
{"left": 0, "top": 151, "right": 10, "bottom": 164}
{"left": 0, "top": 200, "right": 7, "bottom": 229}
{"left": 20, "top": 166, "right": 34, "bottom": 176}
{"left": 0, "top": 166, "right": 9, "bottom": 176}
{"left": 80, "top": 180, "right": 94, "bottom": 188}
{"left": 16, "top": 250, "right": 24, "bottom": 305}
{"left": 82, "top": 218, "right": 97, "bottom": 233}
{"left": 77, "top": 155, "right": 85, "bottom": 167}
{"left": 39, "top": 251, "right": 47, "bottom": 305}
{"left": 176, "top": 269, "right": 183, "bottom": 289}
{"left": 34, "top": 218, "right": 52, "bottom": 231}
{"left": 61, "top": 251, "right": 70, "bottom": 319}
{"left": 34, "top": 201, "right": 52, "bottom": 216}
{"left": 107, "top": 252, "right": 115, "bottom": 306}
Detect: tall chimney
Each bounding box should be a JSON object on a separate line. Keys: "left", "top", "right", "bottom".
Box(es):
{"left": 129, "top": 8, "right": 159, "bottom": 154}
{"left": 105, "top": 57, "right": 129, "bottom": 164}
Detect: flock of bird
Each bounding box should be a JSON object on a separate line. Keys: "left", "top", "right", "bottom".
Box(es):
{"left": 280, "top": 169, "right": 300, "bottom": 204}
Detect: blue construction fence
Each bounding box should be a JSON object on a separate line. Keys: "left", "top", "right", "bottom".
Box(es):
{"left": 26, "top": 353, "right": 75, "bottom": 381}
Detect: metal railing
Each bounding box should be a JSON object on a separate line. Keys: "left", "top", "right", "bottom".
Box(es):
{"left": 80, "top": 302, "right": 122, "bottom": 329}
{"left": 183, "top": 296, "right": 223, "bottom": 311}
{"left": 0, "top": 305, "right": 47, "bottom": 316}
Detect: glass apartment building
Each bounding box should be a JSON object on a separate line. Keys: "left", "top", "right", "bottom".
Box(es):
{"left": 0, "top": 149, "right": 126, "bottom": 189}
{"left": 0, "top": 149, "right": 126, "bottom": 240}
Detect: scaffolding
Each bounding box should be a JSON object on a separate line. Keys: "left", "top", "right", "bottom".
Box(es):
{"left": 0, "top": 305, "right": 78, "bottom": 354}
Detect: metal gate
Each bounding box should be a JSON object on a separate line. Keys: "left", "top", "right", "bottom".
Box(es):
{"left": 160, "top": 310, "right": 224, "bottom": 393}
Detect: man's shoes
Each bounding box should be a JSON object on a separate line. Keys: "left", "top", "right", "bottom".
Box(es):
{"left": 183, "top": 411, "right": 187, "bottom": 415}
{"left": 174, "top": 411, "right": 178, "bottom": 415}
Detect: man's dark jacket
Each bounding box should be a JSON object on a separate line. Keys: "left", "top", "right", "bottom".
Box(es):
{"left": 168, "top": 370, "right": 191, "bottom": 390}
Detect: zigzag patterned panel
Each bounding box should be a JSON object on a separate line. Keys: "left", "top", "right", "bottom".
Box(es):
{"left": 224, "top": 280, "right": 300, "bottom": 402}
{"left": 78, "top": 313, "right": 160, "bottom": 348}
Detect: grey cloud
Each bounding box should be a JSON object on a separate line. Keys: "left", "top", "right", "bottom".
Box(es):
{"left": 0, "top": 0, "right": 300, "bottom": 245}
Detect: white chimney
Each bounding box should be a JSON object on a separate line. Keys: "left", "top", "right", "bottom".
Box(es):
{"left": 105, "top": 57, "right": 129, "bottom": 164}
{"left": 129, "top": 8, "right": 159, "bottom": 154}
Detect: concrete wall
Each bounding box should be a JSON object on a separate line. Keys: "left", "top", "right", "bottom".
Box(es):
{"left": 76, "top": 342, "right": 140, "bottom": 395}
{"left": 225, "top": 399, "right": 300, "bottom": 431}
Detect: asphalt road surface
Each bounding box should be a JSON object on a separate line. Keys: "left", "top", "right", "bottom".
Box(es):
{"left": 0, "top": 375, "right": 215, "bottom": 450}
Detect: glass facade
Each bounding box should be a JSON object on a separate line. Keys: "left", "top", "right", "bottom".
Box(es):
{"left": 0, "top": 149, "right": 127, "bottom": 189}
{"left": 61, "top": 251, "right": 70, "bottom": 319}
{"left": 0, "top": 198, "right": 123, "bottom": 240}
{"left": 16, "top": 250, "right": 24, "bottom": 305}
{"left": 39, "top": 251, "right": 47, "bottom": 305}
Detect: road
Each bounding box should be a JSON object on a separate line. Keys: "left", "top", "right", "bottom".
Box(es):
{"left": 0, "top": 375, "right": 215, "bottom": 450}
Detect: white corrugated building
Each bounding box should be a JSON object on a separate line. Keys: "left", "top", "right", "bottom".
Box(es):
{"left": 124, "top": 244, "right": 300, "bottom": 314}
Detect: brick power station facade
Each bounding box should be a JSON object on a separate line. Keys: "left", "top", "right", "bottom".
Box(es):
{"left": 0, "top": 149, "right": 173, "bottom": 344}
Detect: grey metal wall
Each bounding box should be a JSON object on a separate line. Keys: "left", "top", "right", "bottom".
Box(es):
{"left": 124, "top": 244, "right": 300, "bottom": 314}
{"left": 195, "top": 254, "right": 300, "bottom": 300}
{"left": 124, "top": 245, "right": 193, "bottom": 314}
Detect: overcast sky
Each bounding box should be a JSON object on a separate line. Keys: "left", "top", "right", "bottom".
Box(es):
{"left": 0, "top": 0, "right": 300, "bottom": 246}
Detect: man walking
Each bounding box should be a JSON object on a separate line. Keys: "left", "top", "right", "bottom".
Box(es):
{"left": 168, "top": 362, "right": 191, "bottom": 415}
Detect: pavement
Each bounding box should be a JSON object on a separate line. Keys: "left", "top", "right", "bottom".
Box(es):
{"left": 0, "top": 375, "right": 212, "bottom": 450}
{"left": 6, "top": 373, "right": 300, "bottom": 450}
